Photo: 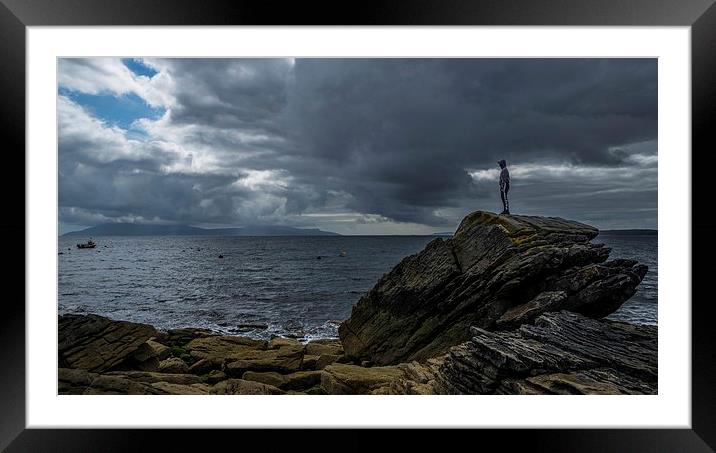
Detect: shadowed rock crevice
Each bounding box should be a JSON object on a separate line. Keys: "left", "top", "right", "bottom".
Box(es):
{"left": 339, "top": 211, "right": 648, "bottom": 365}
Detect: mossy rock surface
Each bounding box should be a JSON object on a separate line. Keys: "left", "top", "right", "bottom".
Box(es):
{"left": 320, "top": 364, "right": 405, "bottom": 394}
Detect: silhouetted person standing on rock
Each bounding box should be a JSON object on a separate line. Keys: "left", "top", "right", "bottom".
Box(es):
{"left": 498, "top": 159, "right": 510, "bottom": 215}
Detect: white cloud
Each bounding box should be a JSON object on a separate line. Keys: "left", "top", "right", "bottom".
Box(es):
{"left": 59, "top": 58, "right": 175, "bottom": 108}
{"left": 58, "top": 96, "right": 149, "bottom": 163}
{"left": 469, "top": 160, "right": 657, "bottom": 184}
{"left": 232, "top": 169, "right": 290, "bottom": 191}
{"left": 469, "top": 168, "right": 499, "bottom": 181}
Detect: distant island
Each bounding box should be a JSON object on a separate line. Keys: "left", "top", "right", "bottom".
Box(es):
{"left": 62, "top": 223, "right": 341, "bottom": 237}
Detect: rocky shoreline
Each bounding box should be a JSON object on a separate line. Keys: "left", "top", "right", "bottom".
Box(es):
{"left": 59, "top": 211, "right": 656, "bottom": 395}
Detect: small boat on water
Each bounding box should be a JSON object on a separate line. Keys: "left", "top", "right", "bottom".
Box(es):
{"left": 76, "top": 239, "right": 97, "bottom": 249}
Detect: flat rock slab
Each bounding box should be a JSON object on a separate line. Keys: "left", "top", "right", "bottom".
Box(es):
{"left": 186, "top": 335, "right": 268, "bottom": 361}
{"left": 320, "top": 363, "right": 406, "bottom": 394}
{"left": 82, "top": 375, "right": 210, "bottom": 395}
{"left": 59, "top": 314, "right": 158, "bottom": 372}
{"left": 305, "top": 339, "right": 344, "bottom": 356}
{"left": 58, "top": 368, "right": 99, "bottom": 395}
{"left": 339, "top": 210, "right": 647, "bottom": 365}
{"left": 268, "top": 337, "right": 302, "bottom": 349}
{"left": 102, "top": 371, "right": 205, "bottom": 385}
{"left": 146, "top": 340, "right": 171, "bottom": 361}
{"left": 158, "top": 357, "right": 190, "bottom": 374}
{"left": 242, "top": 370, "right": 324, "bottom": 391}
{"left": 159, "top": 327, "right": 218, "bottom": 347}
{"left": 225, "top": 344, "right": 304, "bottom": 376}
{"left": 436, "top": 311, "right": 657, "bottom": 395}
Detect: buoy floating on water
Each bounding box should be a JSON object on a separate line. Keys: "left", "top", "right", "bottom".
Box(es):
{"left": 218, "top": 254, "right": 224, "bottom": 259}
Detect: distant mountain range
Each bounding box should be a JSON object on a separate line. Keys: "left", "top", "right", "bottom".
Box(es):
{"left": 62, "top": 223, "right": 341, "bottom": 237}
{"left": 598, "top": 229, "right": 657, "bottom": 236}
{"left": 62, "top": 224, "right": 656, "bottom": 238}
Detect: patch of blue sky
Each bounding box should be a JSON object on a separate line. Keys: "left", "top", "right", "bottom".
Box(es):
{"left": 59, "top": 86, "right": 165, "bottom": 133}
{"left": 122, "top": 58, "right": 158, "bottom": 78}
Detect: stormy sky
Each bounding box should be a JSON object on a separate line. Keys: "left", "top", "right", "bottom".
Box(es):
{"left": 58, "top": 58, "right": 657, "bottom": 235}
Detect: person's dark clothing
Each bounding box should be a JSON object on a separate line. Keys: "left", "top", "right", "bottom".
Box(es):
{"left": 499, "top": 165, "right": 510, "bottom": 214}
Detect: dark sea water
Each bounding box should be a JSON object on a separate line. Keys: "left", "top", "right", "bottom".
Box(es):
{"left": 58, "top": 233, "right": 657, "bottom": 340}
{"left": 599, "top": 233, "right": 658, "bottom": 326}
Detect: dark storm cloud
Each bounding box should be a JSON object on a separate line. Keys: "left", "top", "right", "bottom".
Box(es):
{"left": 156, "top": 58, "right": 294, "bottom": 133}
{"left": 280, "top": 59, "right": 656, "bottom": 225}
{"left": 58, "top": 58, "right": 657, "bottom": 232}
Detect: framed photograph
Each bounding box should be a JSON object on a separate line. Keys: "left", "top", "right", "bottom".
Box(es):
{"left": 5, "top": 0, "right": 714, "bottom": 450}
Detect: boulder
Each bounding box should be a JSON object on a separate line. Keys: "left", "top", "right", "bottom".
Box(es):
{"left": 320, "top": 364, "right": 405, "bottom": 394}
{"left": 185, "top": 335, "right": 267, "bottom": 362}
{"left": 102, "top": 371, "right": 204, "bottom": 385}
{"left": 224, "top": 343, "right": 304, "bottom": 376}
{"left": 305, "top": 339, "right": 344, "bottom": 356}
{"left": 146, "top": 340, "right": 171, "bottom": 361}
{"left": 115, "top": 341, "right": 162, "bottom": 372}
{"left": 315, "top": 354, "right": 340, "bottom": 370}
{"left": 268, "top": 336, "right": 301, "bottom": 349}
{"left": 209, "top": 379, "right": 285, "bottom": 395}
{"left": 281, "top": 371, "right": 323, "bottom": 390}
{"left": 301, "top": 355, "right": 320, "bottom": 370}
{"left": 160, "top": 327, "right": 218, "bottom": 347}
{"left": 242, "top": 371, "right": 286, "bottom": 388}
{"left": 82, "top": 375, "right": 161, "bottom": 395}
{"left": 242, "top": 370, "right": 324, "bottom": 391}
{"left": 58, "top": 368, "right": 98, "bottom": 395}
{"left": 436, "top": 311, "right": 657, "bottom": 395}
{"left": 82, "top": 375, "right": 209, "bottom": 395}
{"left": 59, "top": 314, "right": 157, "bottom": 372}
{"left": 187, "top": 358, "right": 222, "bottom": 375}
{"left": 207, "top": 370, "right": 228, "bottom": 384}
{"left": 339, "top": 211, "right": 648, "bottom": 365}
{"left": 158, "top": 357, "right": 190, "bottom": 374}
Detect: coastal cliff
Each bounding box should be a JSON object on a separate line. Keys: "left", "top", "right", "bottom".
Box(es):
{"left": 58, "top": 211, "right": 655, "bottom": 395}
{"left": 339, "top": 211, "right": 647, "bottom": 365}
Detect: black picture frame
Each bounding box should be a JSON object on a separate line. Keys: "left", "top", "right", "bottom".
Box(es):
{"left": 3, "top": 0, "right": 714, "bottom": 450}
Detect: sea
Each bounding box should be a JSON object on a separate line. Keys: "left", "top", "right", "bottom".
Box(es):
{"left": 58, "top": 233, "right": 657, "bottom": 340}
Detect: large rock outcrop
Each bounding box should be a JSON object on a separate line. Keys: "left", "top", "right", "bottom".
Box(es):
{"left": 59, "top": 314, "right": 158, "bottom": 372}
{"left": 339, "top": 211, "right": 648, "bottom": 365}
{"left": 435, "top": 311, "right": 657, "bottom": 395}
